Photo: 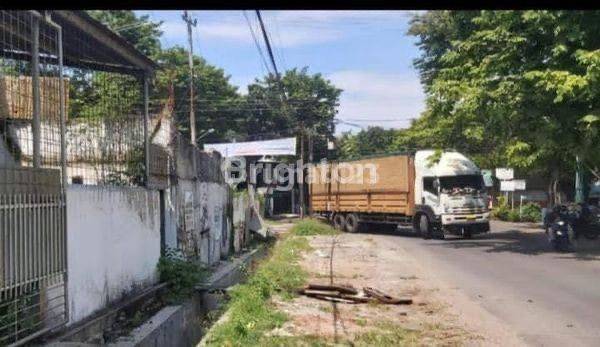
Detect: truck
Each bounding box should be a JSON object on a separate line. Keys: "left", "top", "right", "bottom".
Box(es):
{"left": 309, "top": 150, "right": 490, "bottom": 238}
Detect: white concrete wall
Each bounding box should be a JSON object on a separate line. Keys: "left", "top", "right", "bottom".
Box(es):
{"left": 66, "top": 185, "right": 161, "bottom": 325}
{"left": 163, "top": 180, "right": 231, "bottom": 264}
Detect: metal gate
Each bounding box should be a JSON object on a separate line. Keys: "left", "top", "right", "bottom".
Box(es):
{"left": 0, "top": 11, "right": 68, "bottom": 346}
{"left": 0, "top": 168, "right": 67, "bottom": 346}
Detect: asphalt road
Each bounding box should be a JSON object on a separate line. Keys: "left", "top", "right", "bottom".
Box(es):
{"left": 372, "top": 220, "right": 600, "bottom": 346}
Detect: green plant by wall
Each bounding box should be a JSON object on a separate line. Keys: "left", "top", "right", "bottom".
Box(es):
{"left": 157, "top": 248, "right": 208, "bottom": 304}
{"left": 491, "top": 196, "right": 541, "bottom": 223}
{"left": 520, "top": 203, "right": 542, "bottom": 223}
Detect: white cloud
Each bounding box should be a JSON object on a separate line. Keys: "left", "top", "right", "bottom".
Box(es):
{"left": 154, "top": 10, "right": 414, "bottom": 48}
{"left": 327, "top": 70, "right": 425, "bottom": 133}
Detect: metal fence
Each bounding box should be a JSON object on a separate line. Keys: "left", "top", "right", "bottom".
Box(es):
{"left": 0, "top": 167, "right": 66, "bottom": 346}
{"left": 0, "top": 11, "right": 69, "bottom": 345}
{"left": 0, "top": 10, "right": 159, "bottom": 344}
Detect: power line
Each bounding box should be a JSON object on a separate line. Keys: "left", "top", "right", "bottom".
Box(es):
{"left": 255, "top": 10, "right": 280, "bottom": 78}
{"left": 243, "top": 11, "right": 271, "bottom": 76}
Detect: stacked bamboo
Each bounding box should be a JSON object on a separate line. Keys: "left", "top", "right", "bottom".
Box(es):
{"left": 0, "top": 76, "right": 69, "bottom": 121}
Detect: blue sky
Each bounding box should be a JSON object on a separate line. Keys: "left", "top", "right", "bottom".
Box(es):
{"left": 135, "top": 10, "right": 425, "bottom": 134}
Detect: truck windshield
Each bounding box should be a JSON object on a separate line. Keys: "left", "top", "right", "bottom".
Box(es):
{"left": 439, "top": 175, "right": 483, "bottom": 194}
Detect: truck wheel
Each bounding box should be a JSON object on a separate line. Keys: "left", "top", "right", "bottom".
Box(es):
{"left": 419, "top": 214, "right": 432, "bottom": 239}
{"left": 345, "top": 213, "right": 361, "bottom": 233}
{"left": 333, "top": 214, "right": 345, "bottom": 231}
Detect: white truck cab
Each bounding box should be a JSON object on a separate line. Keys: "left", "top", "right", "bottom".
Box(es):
{"left": 414, "top": 150, "right": 490, "bottom": 237}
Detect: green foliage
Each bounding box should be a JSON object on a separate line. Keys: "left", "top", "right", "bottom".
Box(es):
{"left": 337, "top": 126, "right": 399, "bottom": 160}
{"left": 506, "top": 209, "right": 521, "bottom": 222}
{"left": 205, "top": 235, "right": 310, "bottom": 346}
{"left": 245, "top": 67, "right": 342, "bottom": 161}
{"left": 290, "top": 219, "right": 339, "bottom": 236}
{"left": 405, "top": 10, "right": 600, "bottom": 187}
{"left": 491, "top": 196, "right": 541, "bottom": 223}
{"left": 88, "top": 12, "right": 343, "bottom": 150}
{"left": 157, "top": 248, "right": 207, "bottom": 304}
{"left": 520, "top": 203, "right": 542, "bottom": 223}
{"left": 0, "top": 295, "right": 39, "bottom": 345}
{"left": 88, "top": 10, "right": 163, "bottom": 58}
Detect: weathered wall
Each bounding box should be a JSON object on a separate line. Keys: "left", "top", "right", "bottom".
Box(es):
{"left": 163, "top": 136, "right": 234, "bottom": 265}
{"left": 66, "top": 185, "right": 161, "bottom": 325}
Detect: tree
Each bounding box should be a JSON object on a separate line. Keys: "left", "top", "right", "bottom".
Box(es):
{"left": 154, "top": 47, "right": 241, "bottom": 144}
{"left": 244, "top": 67, "right": 342, "bottom": 160}
{"left": 407, "top": 10, "right": 600, "bottom": 202}
{"left": 88, "top": 10, "right": 163, "bottom": 58}
{"left": 337, "top": 127, "right": 398, "bottom": 160}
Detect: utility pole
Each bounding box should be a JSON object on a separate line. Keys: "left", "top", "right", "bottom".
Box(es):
{"left": 182, "top": 10, "right": 197, "bottom": 145}
{"left": 299, "top": 126, "right": 305, "bottom": 219}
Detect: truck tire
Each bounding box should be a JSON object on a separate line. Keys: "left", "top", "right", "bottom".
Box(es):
{"left": 333, "top": 214, "right": 345, "bottom": 231}
{"left": 419, "top": 214, "right": 432, "bottom": 239}
{"left": 345, "top": 213, "right": 361, "bottom": 233}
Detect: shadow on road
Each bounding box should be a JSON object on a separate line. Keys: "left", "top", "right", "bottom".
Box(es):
{"left": 428, "top": 227, "right": 600, "bottom": 262}
{"left": 359, "top": 224, "right": 600, "bottom": 262}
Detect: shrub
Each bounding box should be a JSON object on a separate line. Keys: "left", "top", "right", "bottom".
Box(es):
{"left": 520, "top": 203, "right": 542, "bottom": 222}
{"left": 507, "top": 209, "right": 521, "bottom": 222}
{"left": 157, "top": 248, "right": 207, "bottom": 303}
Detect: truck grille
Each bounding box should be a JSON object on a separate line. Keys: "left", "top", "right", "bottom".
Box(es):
{"left": 448, "top": 207, "right": 487, "bottom": 214}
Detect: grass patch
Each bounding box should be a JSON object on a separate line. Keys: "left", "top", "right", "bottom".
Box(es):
{"left": 204, "top": 234, "right": 311, "bottom": 346}
{"left": 354, "top": 321, "right": 421, "bottom": 346}
{"left": 291, "top": 219, "right": 339, "bottom": 236}
{"left": 203, "top": 219, "right": 430, "bottom": 346}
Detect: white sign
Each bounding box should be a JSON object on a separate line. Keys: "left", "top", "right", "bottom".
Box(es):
{"left": 205, "top": 137, "right": 297, "bottom": 157}
{"left": 513, "top": 179, "right": 526, "bottom": 190}
{"left": 500, "top": 180, "right": 515, "bottom": 192}
{"left": 481, "top": 169, "right": 494, "bottom": 187}
{"left": 496, "top": 168, "right": 514, "bottom": 180}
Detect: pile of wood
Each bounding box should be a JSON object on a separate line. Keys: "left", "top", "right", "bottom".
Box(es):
{"left": 298, "top": 283, "right": 413, "bottom": 305}
{"left": 0, "top": 76, "right": 70, "bottom": 121}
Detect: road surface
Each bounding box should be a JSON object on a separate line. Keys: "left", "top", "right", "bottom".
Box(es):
{"left": 371, "top": 220, "right": 600, "bottom": 346}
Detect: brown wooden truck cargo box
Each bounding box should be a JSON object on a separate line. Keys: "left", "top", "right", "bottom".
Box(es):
{"left": 309, "top": 154, "right": 415, "bottom": 216}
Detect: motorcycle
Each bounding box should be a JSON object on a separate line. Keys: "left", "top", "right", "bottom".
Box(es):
{"left": 544, "top": 205, "right": 574, "bottom": 251}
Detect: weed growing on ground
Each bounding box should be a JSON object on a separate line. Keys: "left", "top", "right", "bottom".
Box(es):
{"left": 204, "top": 234, "right": 310, "bottom": 346}
{"left": 353, "top": 321, "right": 421, "bottom": 346}
{"left": 291, "top": 219, "right": 339, "bottom": 236}
{"left": 157, "top": 248, "right": 208, "bottom": 304}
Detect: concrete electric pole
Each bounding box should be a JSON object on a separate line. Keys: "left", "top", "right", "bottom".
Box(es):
{"left": 182, "top": 11, "right": 197, "bottom": 146}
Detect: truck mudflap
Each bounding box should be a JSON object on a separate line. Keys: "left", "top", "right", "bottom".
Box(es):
{"left": 443, "top": 222, "right": 490, "bottom": 235}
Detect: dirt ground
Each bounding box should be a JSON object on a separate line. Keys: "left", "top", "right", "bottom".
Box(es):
{"left": 271, "top": 231, "right": 525, "bottom": 346}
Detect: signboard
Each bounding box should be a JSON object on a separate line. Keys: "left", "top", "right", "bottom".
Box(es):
{"left": 500, "top": 180, "right": 515, "bottom": 192}
{"left": 481, "top": 169, "right": 494, "bottom": 187}
{"left": 513, "top": 179, "right": 526, "bottom": 190}
{"left": 205, "top": 137, "right": 297, "bottom": 158}
{"left": 495, "top": 168, "right": 514, "bottom": 180}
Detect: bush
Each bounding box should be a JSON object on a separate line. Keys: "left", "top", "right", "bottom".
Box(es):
{"left": 520, "top": 203, "right": 542, "bottom": 222}
{"left": 507, "top": 209, "right": 521, "bottom": 222}
{"left": 491, "top": 198, "right": 542, "bottom": 223}
{"left": 491, "top": 205, "right": 510, "bottom": 220}
{"left": 157, "top": 248, "right": 207, "bottom": 303}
